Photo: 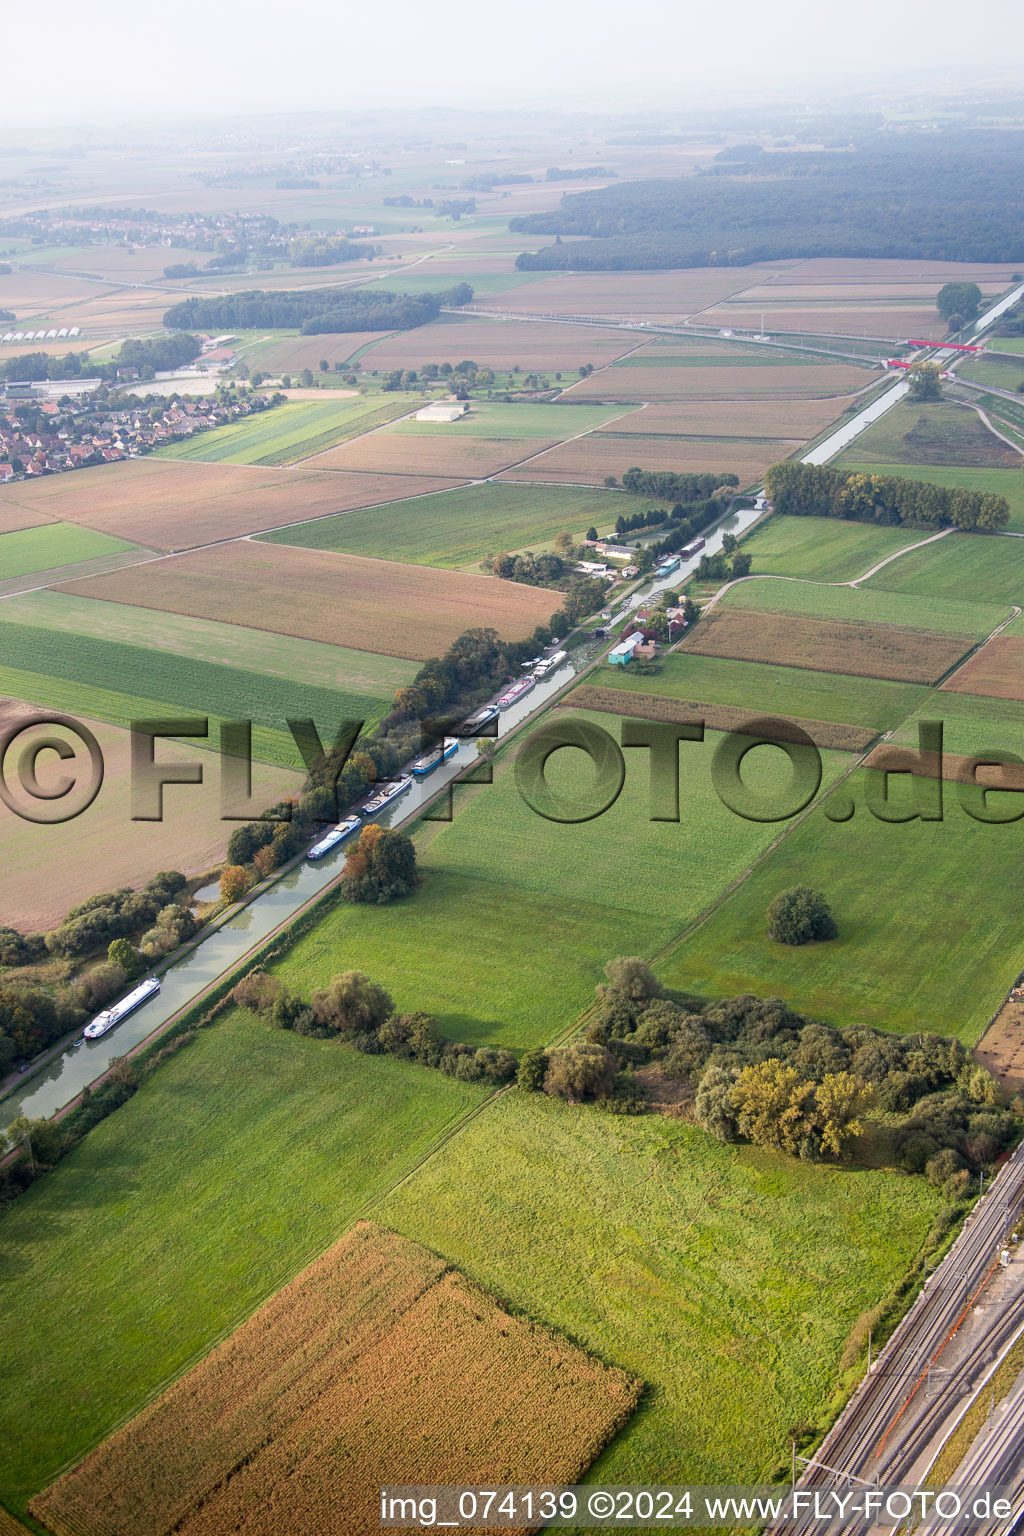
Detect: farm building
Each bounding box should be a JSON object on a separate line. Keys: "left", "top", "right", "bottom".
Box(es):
{"left": 608, "top": 632, "right": 645, "bottom": 666}
{"left": 416, "top": 402, "right": 468, "bottom": 423}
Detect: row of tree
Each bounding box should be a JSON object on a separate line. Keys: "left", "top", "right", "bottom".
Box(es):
{"left": 621, "top": 468, "right": 736, "bottom": 501}
{"left": 764, "top": 461, "right": 1010, "bottom": 531}
{"left": 163, "top": 283, "right": 473, "bottom": 335}
{"left": 0, "top": 333, "right": 203, "bottom": 385}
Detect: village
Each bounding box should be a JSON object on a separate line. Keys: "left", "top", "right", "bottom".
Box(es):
{"left": 0, "top": 386, "right": 271, "bottom": 481}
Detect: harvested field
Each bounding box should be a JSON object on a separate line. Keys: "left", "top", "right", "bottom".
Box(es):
{"left": 0, "top": 504, "right": 56, "bottom": 535}
{"left": 32, "top": 1222, "right": 640, "bottom": 1536}
{"left": 0, "top": 460, "right": 463, "bottom": 550}
{"left": 59, "top": 542, "right": 561, "bottom": 660}
{"left": 681, "top": 608, "right": 969, "bottom": 683}
{"left": 360, "top": 318, "right": 639, "bottom": 372}
{"left": 600, "top": 397, "right": 858, "bottom": 438}
{"left": 239, "top": 330, "right": 396, "bottom": 374}
{"left": 306, "top": 431, "right": 549, "bottom": 478}
{"left": 861, "top": 740, "right": 1024, "bottom": 791}
{"left": 563, "top": 362, "right": 874, "bottom": 401}
{"left": 563, "top": 685, "right": 876, "bottom": 752}
{"left": 975, "top": 996, "right": 1024, "bottom": 1095}
{"left": 498, "top": 433, "right": 795, "bottom": 485}
{"left": 943, "top": 636, "right": 1024, "bottom": 702}
{"left": 486, "top": 265, "right": 795, "bottom": 320}
{"left": 0, "top": 703, "right": 299, "bottom": 931}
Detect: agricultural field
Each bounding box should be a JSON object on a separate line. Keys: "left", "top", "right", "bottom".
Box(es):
{"left": 563, "top": 346, "right": 876, "bottom": 402}
{"left": 0, "top": 588, "right": 418, "bottom": 694}
{"left": 155, "top": 397, "right": 412, "bottom": 466}
{"left": 565, "top": 686, "right": 878, "bottom": 753}
{"left": 599, "top": 396, "right": 860, "bottom": 440}
{"left": 943, "top": 636, "right": 1024, "bottom": 703}
{"left": 234, "top": 329, "right": 399, "bottom": 375}
{"left": 498, "top": 433, "right": 790, "bottom": 486}
{"left": 954, "top": 350, "right": 1024, "bottom": 392}
{"left": 0, "top": 459, "right": 463, "bottom": 549}
{"left": 359, "top": 317, "right": 641, "bottom": 373}
{"left": 0, "top": 505, "right": 56, "bottom": 536}
{"left": 736, "top": 515, "right": 923, "bottom": 583}
{"left": 382, "top": 1093, "right": 941, "bottom": 1487}
{"left": 420, "top": 712, "right": 850, "bottom": 924}
{"left": 681, "top": 607, "right": 972, "bottom": 683}
{"left": 33, "top": 1221, "right": 638, "bottom": 1536}
{"left": 718, "top": 573, "right": 1010, "bottom": 636}
{"left": 836, "top": 399, "right": 1020, "bottom": 468}
{"left": 0, "top": 702, "right": 300, "bottom": 930}
{"left": 0, "top": 616, "right": 399, "bottom": 764}
{"left": 0, "top": 1011, "right": 489, "bottom": 1518}
{"left": 862, "top": 529, "right": 1024, "bottom": 607}
{"left": 838, "top": 463, "right": 1024, "bottom": 533}
{"left": 582, "top": 653, "right": 929, "bottom": 732}
{"left": 257, "top": 481, "right": 648, "bottom": 568}
{"left": 886, "top": 692, "right": 1024, "bottom": 760}
{"left": 0, "top": 521, "right": 135, "bottom": 579}
{"left": 483, "top": 264, "right": 801, "bottom": 321}
{"left": 59, "top": 541, "right": 562, "bottom": 659}
{"left": 659, "top": 761, "right": 1024, "bottom": 1043}
{"left": 691, "top": 257, "right": 1018, "bottom": 341}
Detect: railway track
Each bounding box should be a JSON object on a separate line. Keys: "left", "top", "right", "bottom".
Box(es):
{"left": 769, "top": 1144, "right": 1024, "bottom": 1535}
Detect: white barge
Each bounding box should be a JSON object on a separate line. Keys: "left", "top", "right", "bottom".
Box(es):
{"left": 83, "top": 976, "right": 161, "bottom": 1041}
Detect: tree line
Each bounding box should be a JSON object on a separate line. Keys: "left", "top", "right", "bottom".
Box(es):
{"left": 0, "top": 333, "right": 202, "bottom": 384}
{"left": 764, "top": 461, "right": 1010, "bottom": 532}
{"left": 162, "top": 283, "right": 473, "bottom": 336}
{"left": 510, "top": 139, "right": 1024, "bottom": 270}
{"left": 621, "top": 468, "right": 736, "bottom": 500}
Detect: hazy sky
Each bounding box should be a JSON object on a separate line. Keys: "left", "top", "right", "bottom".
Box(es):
{"left": 4, "top": 0, "right": 1024, "bottom": 126}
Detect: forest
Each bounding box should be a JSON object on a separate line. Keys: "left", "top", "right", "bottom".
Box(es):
{"left": 163, "top": 283, "right": 473, "bottom": 335}
{"left": 511, "top": 138, "right": 1024, "bottom": 269}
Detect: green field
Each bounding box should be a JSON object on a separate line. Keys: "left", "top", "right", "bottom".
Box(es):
{"left": 893, "top": 693, "right": 1024, "bottom": 758}
{"left": 0, "top": 1010, "right": 487, "bottom": 1517}
{"left": 613, "top": 352, "right": 846, "bottom": 369}
{"left": 0, "top": 621, "right": 395, "bottom": 766}
{"left": 424, "top": 712, "right": 849, "bottom": 923}
{"left": 586, "top": 654, "right": 929, "bottom": 731}
{"left": 382, "top": 1093, "right": 941, "bottom": 1486}
{"left": 839, "top": 462, "right": 1024, "bottom": 534}
{"left": 257, "top": 482, "right": 655, "bottom": 568}
{"left": 722, "top": 575, "right": 1010, "bottom": 637}
{"left": 957, "top": 352, "right": 1024, "bottom": 391}
{"left": 836, "top": 400, "right": 1019, "bottom": 469}
{"left": 863, "top": 530, "right": 1024, "bottom": 605}
{"left": 155, "top": 398, "right": 410, "bottom": 466}
{"left": 0, "top": 522, "right": 134, "bottom": 579}
{"left": 0, "top": 589, "right": 417, "bottom": 694}
{"left": 388, "top": 400, "right": 630, "bottom": 438}
{"left": 738, "top": 515, "right": 922, "bottom": 583}
{"left": 658, "top": 766, "right": 1024, "bottom": 1043}
{"left": 272, "top": 868, "right": 673, "bottom": 1052}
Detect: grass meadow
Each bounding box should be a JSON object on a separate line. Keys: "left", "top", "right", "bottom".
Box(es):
{"left": 836, "top": 400, "right": 1019, "bottom": 469}
{"left": 257, "top": 482, "right": 652, "bottom": 568}
{"left": 721, "top": 574, "right": 1010, "bottom": 636}
{"left": 587, "top": 654, "right": 929, "bottom": 731}
{"left": 658, "top": 766, "right": 1024, "bottom": 1043}
{"left": 863, "top": 530, "right": 1024, "bottom": 606}
{"left": 738, "top": 515, "right": 921, "bottom": 583}
{"left": 382, "top": 1093, "right": 941, "bottom": 1486}
{"left": 0, "top": 1010, "right": 488, "bottom": 1518}
{"left": 0, "top": 521, "right": 134, "bottom": 578}
{"left": 839, "top": 464, "right": 1024, "bottom": 534}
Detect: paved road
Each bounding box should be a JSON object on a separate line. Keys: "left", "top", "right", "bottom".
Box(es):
{"left": 769, "top": 1144, "right": 1024, "bottom": 1535}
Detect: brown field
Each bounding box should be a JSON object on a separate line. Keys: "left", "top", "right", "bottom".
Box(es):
{"left": 306, "top": 431, "right": 548, "bottom": 478}
{"left": 59, "top": 542, "right": 561, "bottom": 660}
{"left": 563, "top": 363, "right": 875, "bottom": 401}
{"left": 0, "top": 701, "right": 299, "bottom": 930}
{"left": 563, "top": 685, "right": 876, "bottom": 752}
{"left": 499, "top": 434, "right": 796, "bottom": 486}
{"left": 250, "top": 331, "right": 396, "bottom": 373}
{"left": 488, "top": 264, "right": 797, "bottom": 320}
{"left": 32, "top": 1221, "right": 640, "bottom": 1536}
{"left": 0, "top": 460, "right": 464, "bottom": 550}
{"left": 49, "top": 245, "right": 204, "bottom": 282}
{"left": 600, "top": 397, "right": 859, "bottom": 438}
{"left": 942, "top": 636, "right": 1024, "bottom": 702}
{"left": 681, "top": 609, "right": 969, "bottom": 683}
{"left": 0, "top": 505, "right": 57, "bottom": 535}
{"left": 359, "top": 318, "right": 641, "bottom": 372}
{"left": 863, "top": 742, "right": 1024, "bottom": 790}
{"left": 975, "top": 995, "right": 1024, "bottom": 1093}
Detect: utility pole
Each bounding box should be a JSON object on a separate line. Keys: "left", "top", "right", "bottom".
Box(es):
{"left": 868, "top": 1330, "right": 872, "bottom": 1373}
{"left": 792, "top": 1440, "right": 797, "bottom": 1488}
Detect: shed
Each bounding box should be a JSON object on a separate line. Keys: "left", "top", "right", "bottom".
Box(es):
{"left": 608, "top": 632, "right": 645, "bottom": 666}
{"left": 416, "top": 403, "right": 468, "bottom": 423}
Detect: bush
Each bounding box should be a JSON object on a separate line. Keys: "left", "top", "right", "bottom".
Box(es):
{"left": 220, "top": 866, "right": 250, "bottom": 903}
{"left": 517, "top": 1045, "right": 549, "bottom": 1091}
{"left": 544, "top": 1040, "right": 618, "bottom": 1101}
{"left": 310, "top": 971, "right": 393, "bottom": 1034}
{"left": 925, "top": 1147, "right": 966, "bottom": 1188}
{"left": 766, "top": 886, "right": 838, "bottom": 946}
{"left": 342, "top": 826, "right": 418, "bottom": 905}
